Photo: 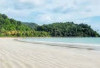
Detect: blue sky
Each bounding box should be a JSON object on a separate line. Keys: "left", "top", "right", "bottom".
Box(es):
{"left": 0, "top": 0, "right": 100, "bottom": 33}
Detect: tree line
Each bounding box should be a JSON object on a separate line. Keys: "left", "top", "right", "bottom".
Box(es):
{"left": 0, "top": 13, "right": 50, "bottom": 37}
{"left": 36, "top": 22, "right": 100, "bottom": 37}
{"left": 0, "top": 13, "right": 99, "bottom": 37}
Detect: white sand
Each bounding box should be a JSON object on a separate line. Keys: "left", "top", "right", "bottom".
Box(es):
{"left": 0, "top": 38, "right": 100, "bottom": 68}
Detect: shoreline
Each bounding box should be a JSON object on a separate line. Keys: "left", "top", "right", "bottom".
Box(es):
{"left": 0, "top": 38, "right": 100, "bottom": 68}
{"left": 16, "top": 38, "right": 100, "bottom": 51}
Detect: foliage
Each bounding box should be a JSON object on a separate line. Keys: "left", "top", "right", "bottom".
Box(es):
{"left": 0, "top": 13, "right": 99, "bottom": 37}
{"left": 36, "top": 22, "right": 100, "bottom": 37}
{"left": 0, "top": 13, "right": 50, "bottom": 37}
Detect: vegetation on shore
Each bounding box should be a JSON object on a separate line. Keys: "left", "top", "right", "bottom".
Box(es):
{"left": 0, "top": 13, "right": 99, "bottom": 37}
{"left": 0, "top": 14, "right": 50, "bottom": 37}
{"left": 36, "top": 23, "right": 100, "bottom": 37}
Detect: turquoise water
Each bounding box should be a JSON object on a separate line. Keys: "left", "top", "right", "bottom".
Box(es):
{"left": 22, "top": 37, "right": 100, "bottom": 45}
{"left": 20, "top": 37, "right": 100, "bottom": 50}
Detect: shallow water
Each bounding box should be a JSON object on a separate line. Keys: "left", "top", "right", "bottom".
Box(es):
{"left": 20, "top": 37, "right": 100, "bottom": 51}
{"left": 22, "top": 37, "right": 100, "bottom": 45}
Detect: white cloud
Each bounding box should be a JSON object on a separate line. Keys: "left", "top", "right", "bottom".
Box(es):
{"left": 0, "top": 0, "right": 100, "bottom": 26}
{"left": 18, "top": 0, "right": 47, "bottom": 6}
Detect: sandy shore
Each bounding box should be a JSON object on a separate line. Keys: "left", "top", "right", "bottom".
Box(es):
{"left": 0, "top": 38, "right": 100, "bottom": 68}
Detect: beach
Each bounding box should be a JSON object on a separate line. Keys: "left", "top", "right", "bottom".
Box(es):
{"left": 0, "top": 38, "right": 100, "bottom": 68}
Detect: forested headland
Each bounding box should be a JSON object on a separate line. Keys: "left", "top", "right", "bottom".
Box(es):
{"left": 0, "top": 13, "right": 100, "bottom": 37}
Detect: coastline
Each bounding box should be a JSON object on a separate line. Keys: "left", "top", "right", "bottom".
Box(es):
{"left": 16, "top": 38, "right": 100, "bottom": 51}
{"left": 0, "top": 38, "right": 100, "bottom": 68}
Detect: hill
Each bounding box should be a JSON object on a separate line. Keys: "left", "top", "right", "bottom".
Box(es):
{"left": 36, "top": 22, "right": 100, "bottom": 37}
{"left": 0, "top": 13, "right": 50, "bottom": 37}
{"left": 24, "top": 23, "right": 38, "bottom": 29}
{"left": 0, "top": 13, "right": 99, "bottom": 37}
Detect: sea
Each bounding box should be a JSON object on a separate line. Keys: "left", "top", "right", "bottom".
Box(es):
{"left": 20, "top": 37, "right": 100, "bottom": 51}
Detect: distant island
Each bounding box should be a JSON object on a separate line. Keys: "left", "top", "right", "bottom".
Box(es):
{"left": 0, "top": 13, "right": 100, "bottom": 37}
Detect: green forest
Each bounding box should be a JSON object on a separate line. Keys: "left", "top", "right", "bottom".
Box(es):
{"left": 0, "top": 13, "right": 100, "bottom": 37}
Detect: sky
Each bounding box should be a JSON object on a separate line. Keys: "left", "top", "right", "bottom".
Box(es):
{"left": 0, "top": 0, "right": 100, "bottom": 33}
